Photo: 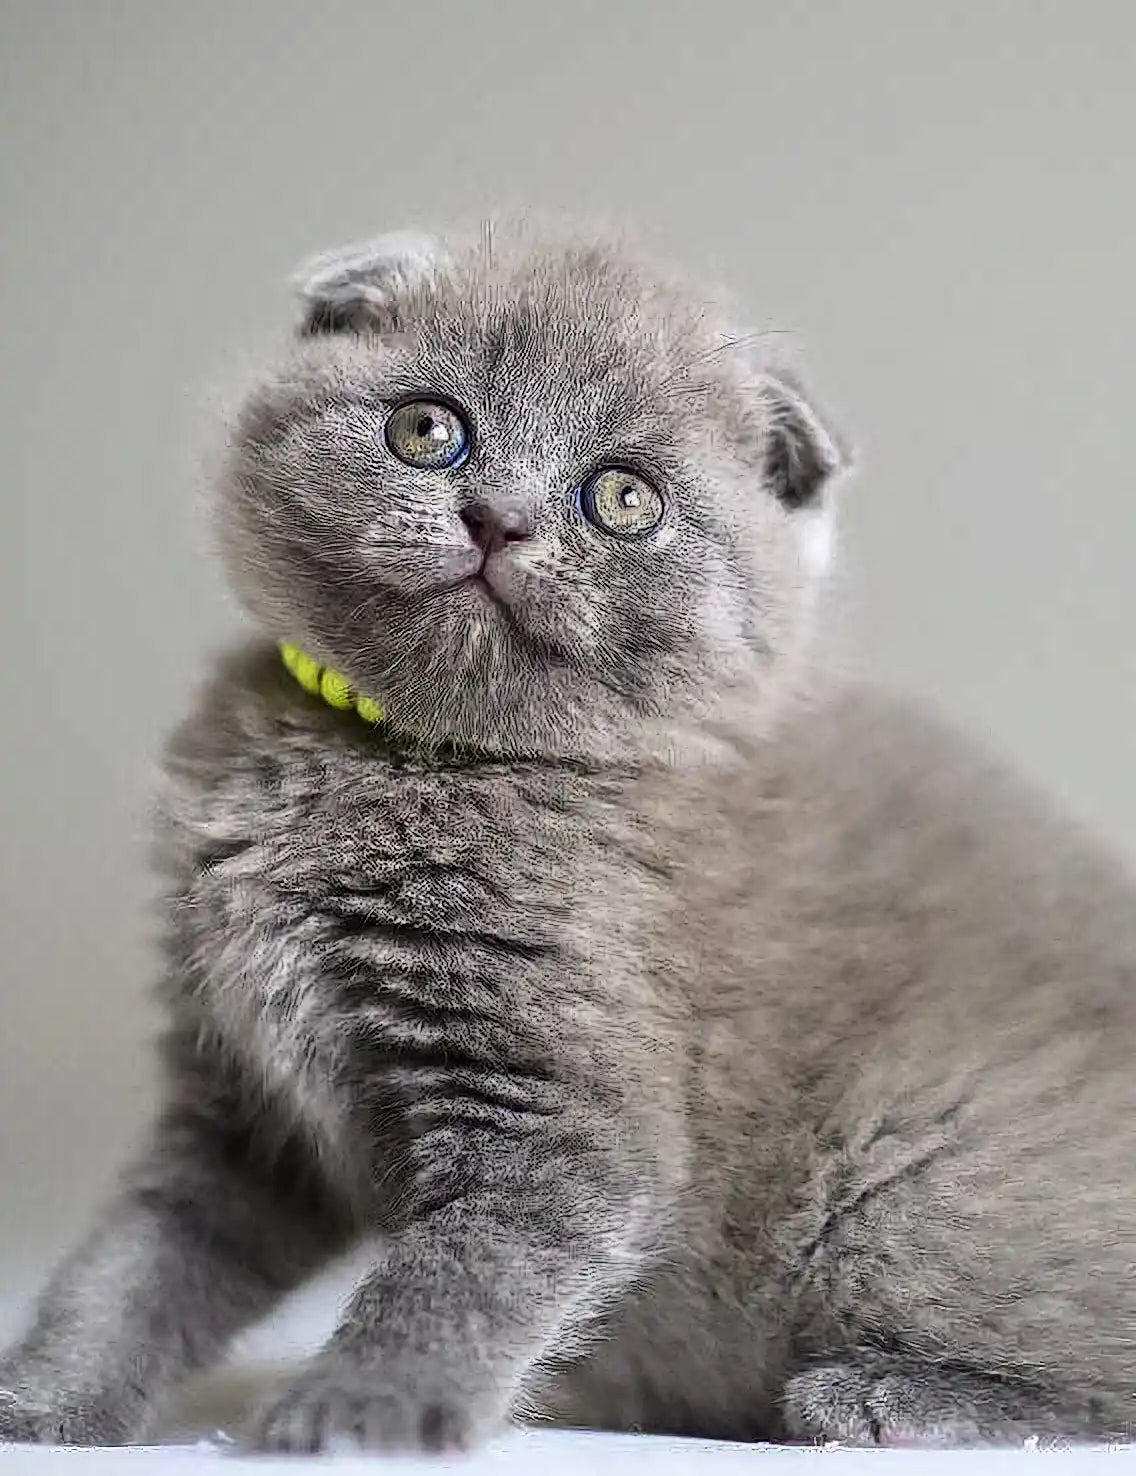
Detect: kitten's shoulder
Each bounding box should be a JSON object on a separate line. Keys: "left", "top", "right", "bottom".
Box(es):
{"left": 768, "top": 676, "right": 1101, "bottom": 851}
{"left": 669, "top": 675, "right": 1132, "bottom": 900}
{"left": 152, "top": 639, "right": 376, "bottom": 877}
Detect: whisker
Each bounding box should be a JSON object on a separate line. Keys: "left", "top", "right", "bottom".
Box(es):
{"left": 360, "top": 540, "right": 470, "bottom": 554}
{"left": 659, "top": 328, "right": 797, "bottom": 393}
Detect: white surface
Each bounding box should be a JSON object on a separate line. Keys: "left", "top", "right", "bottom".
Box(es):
{"left": 0, "top": 1431, "right": 1134, "bottom": 1476}
{"left": 3, "top": 4, "right": 1136, "bottom": 1351}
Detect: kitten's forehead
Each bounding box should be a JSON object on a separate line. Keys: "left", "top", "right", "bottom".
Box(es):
{"left": 397, "top": 235, "right": 743, "bottom": 452}
{"left": 292, "top": 222, "right": 753, "bottom": 456}
{"left": 442, "top": 234, "right": 728, "bottom": 369}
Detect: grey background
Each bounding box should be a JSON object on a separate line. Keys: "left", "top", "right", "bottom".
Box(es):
{"left": 1, "top": 0, "right": 1133, "bottom": 1353}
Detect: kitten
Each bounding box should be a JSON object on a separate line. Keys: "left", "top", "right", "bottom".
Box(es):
{"left": 2, "top": 219, "right": 1134, "bottom": 1453}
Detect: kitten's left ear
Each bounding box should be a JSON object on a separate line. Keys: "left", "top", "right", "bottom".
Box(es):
{"left": 758, "top": 372, "right": 849, "bottom": 511}
{"left": 293, "top": 231, "right": 446, "bottom": 335}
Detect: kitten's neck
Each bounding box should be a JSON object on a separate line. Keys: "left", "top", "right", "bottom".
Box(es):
{"left": 277, "top": 638, "right": 819, "bottom": 773}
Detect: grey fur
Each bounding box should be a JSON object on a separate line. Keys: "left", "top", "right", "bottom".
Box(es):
{"left": 2, "top": 219, "right": 1133, "bottom": 1452}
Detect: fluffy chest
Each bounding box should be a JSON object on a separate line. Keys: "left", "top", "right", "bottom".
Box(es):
{"left": 161, "top": 739, "right": 635, "bottom": 1187}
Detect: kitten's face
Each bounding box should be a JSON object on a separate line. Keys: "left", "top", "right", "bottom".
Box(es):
{"left": 218, "top": 224, "right": 843, "bottom": 759}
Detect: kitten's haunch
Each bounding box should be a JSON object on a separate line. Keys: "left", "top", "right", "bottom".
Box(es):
{"left": 2, "top": 220, "right": 1133, "bottom": 1452}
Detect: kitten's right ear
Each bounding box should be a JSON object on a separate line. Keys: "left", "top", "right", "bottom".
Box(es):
{"left": 758, "top": 371, "right": 848, "bottom": 511}
{"left": 293, "top": 231, "right": 446, "bottom": 335}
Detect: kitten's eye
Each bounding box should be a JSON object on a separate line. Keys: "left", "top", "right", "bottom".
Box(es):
{"left": 384, "top": 399, "right": 470, "bottom": 469}
{"left": 580, "top": 467, "right": 664, "bottom": 538}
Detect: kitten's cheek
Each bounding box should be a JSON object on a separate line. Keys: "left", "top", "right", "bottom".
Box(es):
{"left": 494, "top": 557, "right": 602, "bottom": 656}
{"left": 652, "top": 524, "right": 678, "bottom": 552}
{"left": 537, "top": 589, "right": 605, "bottom": 658}
{"left": 440, "top": 547, "right": 485, "bottom": 585}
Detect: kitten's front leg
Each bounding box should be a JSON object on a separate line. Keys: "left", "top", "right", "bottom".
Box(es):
{"left": 0, "top": 1098, "right": 345, "bottom": 1445}
{"left": 251, "top": 1108, "right": 664, "bottom": 1453}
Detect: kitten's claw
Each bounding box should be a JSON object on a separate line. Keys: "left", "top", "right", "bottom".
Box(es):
{"left": 248, "top": 1364, "right": 491, "bottom": 1455}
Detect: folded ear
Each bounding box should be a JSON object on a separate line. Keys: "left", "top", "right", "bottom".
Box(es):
{"left": 293, "top": 230, "right": 446, "bottom": 335}
{"left": 758, "top": 371, "right": 848, "bottom": 511}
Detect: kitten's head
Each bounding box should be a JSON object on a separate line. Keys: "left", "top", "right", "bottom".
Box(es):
{"left": 217, "top": 219, "right": 847, "bottom": 761}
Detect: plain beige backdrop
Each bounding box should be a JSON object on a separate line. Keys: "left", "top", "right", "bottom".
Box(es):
{"left": 0, "top": 0, "right": 1133, "bottom": 1353}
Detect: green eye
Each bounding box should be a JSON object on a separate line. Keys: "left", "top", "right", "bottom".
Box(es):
{"left": 580, "top": 466, "right": 664, "bottom": 538}
{"left": 384, "top": 399, "right": 470, "bottom": 469}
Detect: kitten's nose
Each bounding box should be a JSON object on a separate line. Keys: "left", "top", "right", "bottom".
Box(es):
{"left": 459, "top": 500, "right": 533, "bottom": 554}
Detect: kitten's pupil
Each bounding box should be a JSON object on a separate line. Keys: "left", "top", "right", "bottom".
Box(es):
{"left": 416, "top": 416, "right": 434, "bottom": 438}
{"left": 620, "top": 485, "right": 640, "bottom": 508}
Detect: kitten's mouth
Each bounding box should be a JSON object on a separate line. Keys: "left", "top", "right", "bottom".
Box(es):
{"left": 437, "top": 548, "right": 551, "bottom": 644}
{"left": 431, "top": 552, "right": 569, "bottom": 665}
{"left": 448, "top": 548, "right": 514, "bottom": 611}
{"left": 459, "top": 571, "right": 510, "bottom": 610}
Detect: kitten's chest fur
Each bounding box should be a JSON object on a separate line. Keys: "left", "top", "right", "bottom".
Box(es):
{"left": 157, "top": 650, "right": 667, "bottom": 1204}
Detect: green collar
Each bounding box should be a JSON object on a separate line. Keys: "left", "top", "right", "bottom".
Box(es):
{"left": 280, "top": 642, "right": 387, "bottom": 726}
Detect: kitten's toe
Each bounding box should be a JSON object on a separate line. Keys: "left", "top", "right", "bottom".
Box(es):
{"left": 781, "top": 1357, "right": 1062, "bottom": 1447}
{"left": 0, "top": 1387, "right": 49, "bottom": 1445}
{"left": 0, "top": 1378, "right": 133, "bottom": 1446}
{"left": 248, "top": 1364, "right": 491, "bottom": 1454}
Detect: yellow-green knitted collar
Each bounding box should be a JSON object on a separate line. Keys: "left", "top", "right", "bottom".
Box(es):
{"left": 280, "top": 642, "right": 387, "bottom": 726}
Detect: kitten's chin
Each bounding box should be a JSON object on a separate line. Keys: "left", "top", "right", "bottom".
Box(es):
{"left": 376, "top": 660, "right": 808, "bottom": 770}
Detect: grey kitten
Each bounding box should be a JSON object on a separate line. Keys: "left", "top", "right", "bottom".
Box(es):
{"left": 2, "top": 218, "right": 1134, "bottom": 1453}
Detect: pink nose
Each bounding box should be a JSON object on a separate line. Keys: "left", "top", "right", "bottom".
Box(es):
{"left": 459, "top": 501, "right": 534, "bottom": 554}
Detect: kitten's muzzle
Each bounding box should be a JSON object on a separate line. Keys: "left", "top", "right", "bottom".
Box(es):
{"left": 451, "top": 499, "right": 536, "bottom": 609}
{"left": 458, "top": 499, "right": 535, "bottom": 556}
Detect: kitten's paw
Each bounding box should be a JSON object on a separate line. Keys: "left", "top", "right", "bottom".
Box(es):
{"left": 0, "top": 1386, "right": 49, "bottom": 1445}
{"left": 781, "top": 1358, "right": 1059, "bottom": 1448}
{"left": 248, "top": 1363, "right": 500, "bottom": 1454}
{"left": 0, "top": 1376, "right": 132, "bottom": 1446}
